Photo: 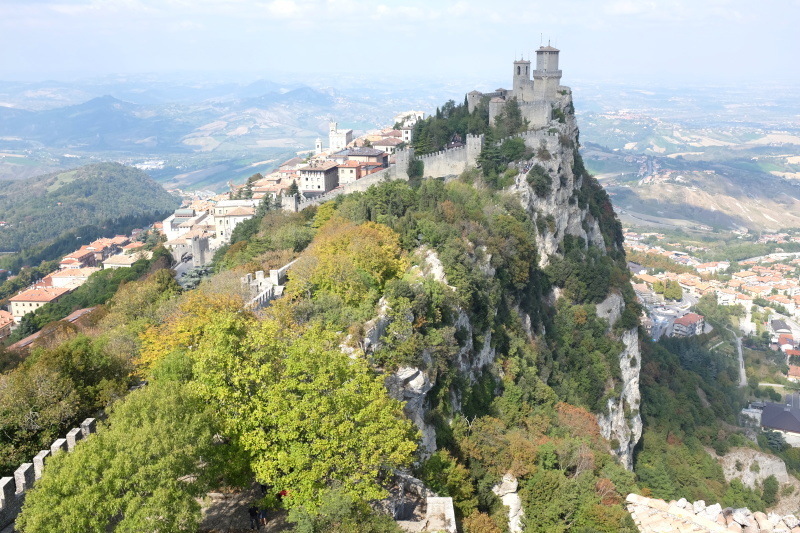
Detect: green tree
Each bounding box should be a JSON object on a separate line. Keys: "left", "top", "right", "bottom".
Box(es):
{"left": 191, "top": 318, "right": 419, "bottom": 509}
{"left": 16, "top": 381, "right": 224, "bottom": 533}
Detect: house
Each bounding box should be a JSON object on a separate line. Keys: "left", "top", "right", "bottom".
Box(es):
{"left": 0, "top": 310, "right": 14, "bottom": 340}
{"left": 772, "top": 319, "right": 792, "bottom": 334}
{"left": 636, "top": 273, "right": 659, "bottom": 285}
{"left": 788, "top": 365, "right": 800, "bottom": 383}
{"left": 337, "top": 160, "right": 362, "bottom": 185}
{"left": 9, "top": 286, "right": 71, "bottom": 323}
{"left": 299, "top": 161, "right": 340, "bottom": 197}
{"left": 779, "top": 334, "right": 795, "bottom": 352}
{"left": 372, "top": 137, "right": 404, "bottom": 154}
{"left": 331, "top": 147, "right": 389, "bottom": 167}
{"left": 60, "top": 247, "right": 96, "bottom": 269}
{"left": 212, "top": 199, "right": 258, "bottom": 242}
{"left": 47, "top": 267, "right": 100, "bottom": 289}
{"left": 102, "top": 251, "right": 153, "bottom": 270}
{"left": 672, "top": 313, "right": 705, "bottom": 337}
{"left": 761, "top": 394, "right": 800, "bottom": 446}
{"left": 627, "top": 262, "right": 646, "bottom": 275}
{"left": 715, "top": 288, "right": 736, "bottom": 306}
{"left": 279, "top": 157, "right": 306, "bottom": 171}
{"left": 733, "top": 271, "right": 758, "bottom": 280}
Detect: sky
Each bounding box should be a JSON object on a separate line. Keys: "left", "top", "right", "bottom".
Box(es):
{"left": 1, "top": 0, "right": 798, "bottom": 87}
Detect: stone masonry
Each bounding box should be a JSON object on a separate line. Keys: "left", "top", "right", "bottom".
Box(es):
{"left": 627, "top": 493, "right": 800, "bottom": 533}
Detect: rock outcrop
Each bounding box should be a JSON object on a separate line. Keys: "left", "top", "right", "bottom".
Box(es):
{"left": 492, "top": 473, "right": 525, "bottom": 533}
{"left": 513, "top": 96, "right": 606, "bottom": 269}
{"left": 627, "top": 493, "right": 800, "bottom": 533}
{"left": 596, "top": 327, "right": 642, "bottom": 470}
{"left": 385, "top": 367, "right": 437, "bottom": 457}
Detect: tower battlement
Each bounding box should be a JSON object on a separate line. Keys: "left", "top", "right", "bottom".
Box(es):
{"left": 466, "top": 44, "right": 565, "bottom": 129}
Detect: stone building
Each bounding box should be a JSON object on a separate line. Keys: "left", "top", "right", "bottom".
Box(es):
{"left": 299, "top": 161, "right": 340, "bottom": 197}
{"left": 467, "top": 44, "right": 563, "bottom": 128}
{"left": 329, "top": 121, "right": 353, "bottom": 152}
{"left": 9, "top": 287, "right": 71, "bottom": 323}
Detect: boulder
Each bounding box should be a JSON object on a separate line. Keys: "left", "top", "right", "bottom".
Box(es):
{"left": 732, "top": 508, "right": 752, "bottom": 527}
{"left": 693, "top": 500, "right": 706, "bottom": 514}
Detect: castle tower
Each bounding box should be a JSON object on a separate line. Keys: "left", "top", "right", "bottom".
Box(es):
{"left": 512, "top": 57, "right": 533, "bottom": 102}
{"left": 315, "top": 138, "right": 322, "bottom": 155}
{"left": 533, "top": 44, "right": 562, "bottom": 102}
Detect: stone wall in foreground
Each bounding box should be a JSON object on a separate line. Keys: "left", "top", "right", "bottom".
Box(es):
{"left": 0, "top": 418, "right": 97, "bottom": 530}
{"left": 627, "top": 493, "right": 800, "bottom": 533}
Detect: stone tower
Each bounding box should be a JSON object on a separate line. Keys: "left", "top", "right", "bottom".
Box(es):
{"left": 533, "top": 45, "right": 562, "bottom": 102}
{"left": 315, "top": 138, "right": 322, "bottom": 155}
{"left": 512, "top": 58, "right": 533, "bottom": 102}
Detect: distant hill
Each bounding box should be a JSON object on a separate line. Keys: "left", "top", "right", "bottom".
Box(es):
{"left": 0, "top": 96, "right": 198, "bottom": 151}
{"left": 0, "top": 162, "right": 179, "bottom": 252}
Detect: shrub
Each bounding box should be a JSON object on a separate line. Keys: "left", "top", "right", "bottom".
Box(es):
{"left": 527, "top": 165, "right": 552, "bottom": 197}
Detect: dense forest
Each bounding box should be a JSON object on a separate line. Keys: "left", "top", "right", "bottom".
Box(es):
{"left": 0, "top": 162, "right": 178, "bottom": 255}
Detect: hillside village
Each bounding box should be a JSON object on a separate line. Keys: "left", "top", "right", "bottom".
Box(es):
{"left": 0, "top": 112, "right": 424, "bottom": 346}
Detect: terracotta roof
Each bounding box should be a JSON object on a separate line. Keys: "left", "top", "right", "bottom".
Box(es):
{"left": 50, "top": 267, "right": 99, "bottom": 278}
{"left": 300, "top": 161, "right": 339, "bottom": 171}
{"left": 10, "top": 286, "right": 71, "bottom": 302}
{"left": 674, "top": 313, "right": 703, "bottom": 327}
{"left": 0, "top": 310, "right": 13, "bottom": 328}
{"left": 223, "top": 207, "right": 255, "bottom": 217}
{"left": 373, "top": 138, "right": 403, "bottom": 146}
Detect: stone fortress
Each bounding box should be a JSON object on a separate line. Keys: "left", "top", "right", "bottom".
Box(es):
{"left": 467, "top": 43, "right": 564, "bottom": 128}
{"left": 284, "top": 44, "right": 572, "bottom": 214}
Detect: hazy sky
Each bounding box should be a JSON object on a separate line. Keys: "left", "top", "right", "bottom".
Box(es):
{"left": 2, "top": 0, "right": 798, "bottom": 86}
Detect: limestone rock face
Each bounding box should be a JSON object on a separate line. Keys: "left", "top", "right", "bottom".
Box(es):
{"left": 595, "top": 291, "right": 625, "bottom": 331}
{"left": 596, "top": 327, "right": 642, "bottom": 470}
{"left": 716, "top": 447, "right": 792, "bottom": 488}
{"left": 385, "top": 367, "right": 436, "bottom": 457}
{"left": 492, "top": 474, "right": 524, "bottom": 533}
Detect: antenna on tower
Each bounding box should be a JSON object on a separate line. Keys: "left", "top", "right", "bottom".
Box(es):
{"left": 540, "top": 33, "right": 543, "bottom": 46}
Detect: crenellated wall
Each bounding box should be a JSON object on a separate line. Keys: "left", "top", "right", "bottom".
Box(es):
{"left": 0, "top": 418, "right": 97, "bottom": 530}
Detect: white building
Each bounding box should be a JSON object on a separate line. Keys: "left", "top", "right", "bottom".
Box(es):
{"left": 212, "top": 199, "right": 258, "bottom": 242}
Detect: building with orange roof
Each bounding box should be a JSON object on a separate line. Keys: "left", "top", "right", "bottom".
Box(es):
{"left": 60, "top": 247, "right": 96, "bottom": 269}
{"left": 48, "top": 267, "right": 100, "bottom": 289}
{"left": 0, "top": 309, "right": 14, "bottom": 339}
{"left": 673, "top": 313, "right": 705, "bottom": 337}
{"left": 9, "top": 286, "right": 71, "bottom": 323}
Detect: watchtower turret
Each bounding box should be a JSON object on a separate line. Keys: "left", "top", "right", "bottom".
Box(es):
{"left": 533, "top": 44, "right": 562, "bottom": 101}
{"left": 512, "top": 57, "right": 533, "bottom": 102}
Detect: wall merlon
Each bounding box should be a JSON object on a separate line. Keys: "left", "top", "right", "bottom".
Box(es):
{"left": 0, "top": 477, "right": 14, "bottom": 508}
{"left": 33, "top": 450, "right": 50, "bottom": 480}
{"left": 50, "top": 438, "right": 67, "bottom": 455}
{"left": 14, "top": 464, "right": 33, "bottom": 493}
{"left": 80, "top": 418, "right": 96, "bottom": 437}
{"left": 66, "top": 427, "right": 83, "bottom": 451}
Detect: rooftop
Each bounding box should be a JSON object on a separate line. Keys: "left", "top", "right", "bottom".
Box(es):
{"left": 10, "top": 286, "right": 71, "bottom": 302}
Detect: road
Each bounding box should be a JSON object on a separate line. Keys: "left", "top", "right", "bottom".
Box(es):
{"left": 734, "top": 334, "right": 747, "bottom": 387}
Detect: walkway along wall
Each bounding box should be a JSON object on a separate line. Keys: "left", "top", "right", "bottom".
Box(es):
{"left": 0, "top": 418, "right": 97, "bottom": 530}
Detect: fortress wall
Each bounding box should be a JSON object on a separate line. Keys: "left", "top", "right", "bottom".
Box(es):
{"left": 0, "top": 418, "right": 97, "bottom": 530}
{"left": 496, "top": 129, "right": 560, "bottom": 153}
{"left": 418, "top": 146, "right": 469, "bottom": 178}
